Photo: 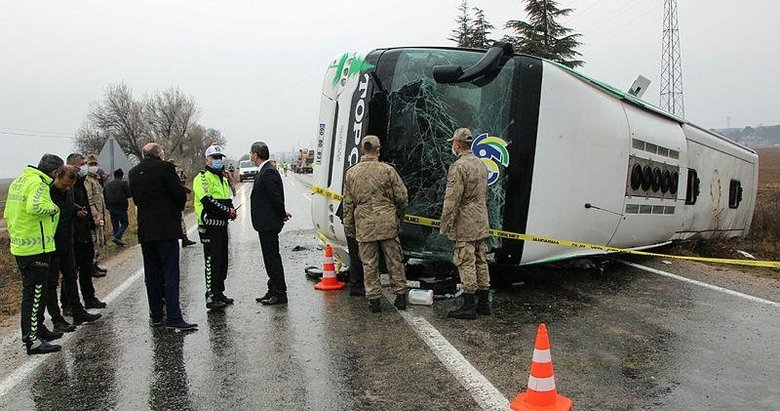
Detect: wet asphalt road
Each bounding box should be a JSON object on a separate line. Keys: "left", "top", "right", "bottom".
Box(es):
{"left": 0, "top": 176, "right": 778, "bottom": 410}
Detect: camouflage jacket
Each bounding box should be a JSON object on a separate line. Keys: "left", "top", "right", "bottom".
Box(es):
{"left": 84, "top": 174, "right": 107, "bottom": 226}
{"left": 343, "top": 155, "right": 408, "bottom": 242}
{"left": 440, "top": 152, "right": 490, "bottom": 241}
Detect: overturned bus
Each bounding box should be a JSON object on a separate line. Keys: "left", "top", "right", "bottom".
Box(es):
{"left": 311, "top": 44, "right": 758, "bottom": 267}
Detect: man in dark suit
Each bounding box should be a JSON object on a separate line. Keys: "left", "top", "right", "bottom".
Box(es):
{"left": 250, "top": 142, "right": 291, "bottom": 306}
{"left": 128, "top": 143, "right": 197, "bottom": 332}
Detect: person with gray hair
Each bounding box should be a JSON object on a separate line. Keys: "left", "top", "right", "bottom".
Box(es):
{"left": 129, "top": 143, "right": 196, "bottom": 332}
{"left": 4, "top": 154, "right": 64, "bottom": 354}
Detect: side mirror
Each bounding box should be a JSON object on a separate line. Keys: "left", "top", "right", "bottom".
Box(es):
{"left": 433, "top": 65, "right": 464, "bottom": 83}
{"left": 433, "top": 42, "right": 514, "bottom": 84}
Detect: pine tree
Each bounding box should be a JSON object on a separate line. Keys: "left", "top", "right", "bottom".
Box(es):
{"left": 448, "top": 0, "right": 473, "bottom": 47}
{"left": 505, "top": 0, "right": 583, "bottom": 68}
{"left": 470, "top": 8, "right": 495, "bottom": 49}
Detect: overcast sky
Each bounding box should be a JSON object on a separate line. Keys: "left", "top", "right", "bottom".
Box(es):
{"left": 1, "top": 0, "right": 778, "bottom": 178}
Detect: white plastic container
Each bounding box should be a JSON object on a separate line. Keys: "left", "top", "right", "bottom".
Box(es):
{"left": 408, "top": 289, "right": 434, "bottom": 306}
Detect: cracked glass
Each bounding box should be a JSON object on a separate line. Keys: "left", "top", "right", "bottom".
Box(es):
{"left": 378, "top": 49, "right": 516, "bottom": 260}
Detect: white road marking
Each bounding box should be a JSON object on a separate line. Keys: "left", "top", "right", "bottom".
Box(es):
{"left": 384, "top": 292, "right": 510, "bottom": 410}
{"left": 622, "top": 261, "right": 780, "bottom": 308}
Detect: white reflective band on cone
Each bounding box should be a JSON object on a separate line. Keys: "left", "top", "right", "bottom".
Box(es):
{"left": 325, "top": 256, "right": 334, "bottom": 264}
{"left": 527, "top": 376, "right": 556, "bottom": 392}
{"left": 532, "top": 349, "right": 552, "bottom": 363}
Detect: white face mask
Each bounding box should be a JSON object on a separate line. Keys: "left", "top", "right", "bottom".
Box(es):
{"left": 78, "top": 165, "right": 88, "bottom": 177}
{"left": 88, "top": 166, "right": 98, "bottom": 174}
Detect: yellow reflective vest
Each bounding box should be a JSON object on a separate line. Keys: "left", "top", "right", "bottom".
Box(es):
{"left": 3, "top": 166, "right": 60, "bottom": 256}
{"left": 193, "top": 168, "right": 233, "bottom": 227}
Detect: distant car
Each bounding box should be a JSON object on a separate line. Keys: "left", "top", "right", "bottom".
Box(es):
{"left": 238, "top": 160, "right": 259, "bottom": 182}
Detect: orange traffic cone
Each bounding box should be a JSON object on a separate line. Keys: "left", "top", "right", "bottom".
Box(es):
{"left": 510, "top": 324, "right": 573, "bottom": 411}
{"left": 314, "top": 244, "right": 346, "bottom": 290}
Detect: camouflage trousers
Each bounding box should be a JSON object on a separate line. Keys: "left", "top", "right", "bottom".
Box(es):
{"left": 359, "top": 237, "right": 407, "bottom": 299}
{"left": 91, "top": 225, "right": 105, "bottom": 261}
{"left": 453, "top": 239, "right": 490, "bottom": 293}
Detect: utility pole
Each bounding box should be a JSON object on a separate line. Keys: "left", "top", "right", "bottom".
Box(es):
{"left": 660, "top": 0, "right": 684, "bottom": 117}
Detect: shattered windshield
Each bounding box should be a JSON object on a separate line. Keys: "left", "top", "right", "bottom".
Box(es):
{"left": 378, "top": 49, "right": 516, "bottom": 259}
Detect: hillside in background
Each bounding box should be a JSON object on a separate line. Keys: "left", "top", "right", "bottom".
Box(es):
{"left": 714, "top": 124, "right": 780, "bottom": 147}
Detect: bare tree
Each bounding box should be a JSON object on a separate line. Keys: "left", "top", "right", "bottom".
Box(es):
{"left": 74, "top": 121, "right": 107, "bottom": 155}
{"left": 87, "top": 82, "right": 149, "bottom": 158}
{"left": 74, "top": 81, "right": 224, "bottom": 177}
{"left": 144, "top": 86, "right": 200, "bottom": 158}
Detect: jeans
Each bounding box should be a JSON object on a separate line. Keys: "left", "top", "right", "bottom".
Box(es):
{"left": 109, "top": 208, "right": 129, "bottom": 240}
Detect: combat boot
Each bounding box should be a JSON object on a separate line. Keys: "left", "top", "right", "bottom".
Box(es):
{"left": 476, "top": 289, "right": 491, "bottom": 316}
{"left": 448, "top": 293, "right": 477, "bottom": 320}
{"left": 368, "top": 299, "right": 381, "bottom": 313}
{"left": 394, "top": 293, "right": 407, "bottom": 310}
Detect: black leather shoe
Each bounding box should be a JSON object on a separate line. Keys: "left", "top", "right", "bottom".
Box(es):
{"left": 40, "top": 325, "right": 63, "bottom": 341}
{"left": 255, "top": 291, "right": 274, "bottom": 303}
{"left": 260, "top": 296, "right": 288, "bottom": 306}
{"left": 91, "top": 270, "right": 106, "bottom": 278}
{"left": 53, "top": 318, "right": 77, "bottom": 333}
{"left": 206, "top": 298, "right": 227, "bottom": 310}
{"left": 218, "top": 294, "right": 235, "bottom": 305}
{"left": 166, "top": 320, "right": 198, "bottom": 332}
{"left": 72, "top": 308, "right": 102, "bottom": 325}
{"left": 181, "top": 239, "right": 197, "bottom": 248}
{"left": 84, "top": 298, "right": 107, "bottom": 309}
{"left": 26, "top": 339, "right": 62, "bottom": 355}
{"left": 94, "top": 264, "right": 107, "bottom": 273}
{"left": 349, "top": 288, "right": 366, "bottom": 297}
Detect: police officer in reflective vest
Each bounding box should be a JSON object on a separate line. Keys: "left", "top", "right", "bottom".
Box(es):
{"left": 4, "top": 154, "right": 64, "bottom": 354}
{"left": 193, "top": 145, "right": 236, "bottom": 310}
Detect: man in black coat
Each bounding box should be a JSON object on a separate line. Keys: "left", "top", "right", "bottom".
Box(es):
{"left": 250, "top": 142, "right": 291, "bottom": 306}
{"left": 129, "top": 143, "right": 196, "bottom": 332}
{"left": 66, "top": 153, "right": 107, "bottom": 309}
{"left": 49, "top": 164, "right": 102, "bottom": 331}
{"left": 103, "top": 168, "right": 132, "bottom": 246}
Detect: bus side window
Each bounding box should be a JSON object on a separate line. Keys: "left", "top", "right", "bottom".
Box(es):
{"left": 729, "top": 180, "right": 743, "bottom": 209}
{"left": 685, "top": 169, "right": 700, "bottom": 205}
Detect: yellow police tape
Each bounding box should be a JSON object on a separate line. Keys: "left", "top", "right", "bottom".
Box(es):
{"left": 311, "top": 184, "right": 780, "bottom": 269}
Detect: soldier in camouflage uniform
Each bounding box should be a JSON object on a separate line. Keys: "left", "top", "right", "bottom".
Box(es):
{"left": 343, "top": 135, "right": 409, "bottom": 313}
{"left": 441, "top": 128, "right": 491, "bottom": 320}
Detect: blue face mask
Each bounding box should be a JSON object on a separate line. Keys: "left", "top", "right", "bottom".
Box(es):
{"left": 211, "top": 159, "right": 224, "bottom": 170}
{"left": 78, "top": 165, "right": 88, "bottom": 177}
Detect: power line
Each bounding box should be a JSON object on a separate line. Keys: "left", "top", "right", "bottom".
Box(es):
{"left": 586, "top": 4, "right": 661, "bottom": 46}
{"left": 0, "top": 131, "right": 73, "bottom": 140}
{"left": 0, "top": 126, "right": 74, "bottom": 138}
{"left": 567, "top": 0, "right": 609, "bottom": 24}
{"left": 579, "top": 0, "right": 646, "bottom": 33}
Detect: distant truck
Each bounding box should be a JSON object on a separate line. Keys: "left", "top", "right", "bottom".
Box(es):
{"left": 291, "top": 148, "right": 314, "bottom": 174}
{"left": 238, "top": 160, "right": 259, "bottom": 182}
